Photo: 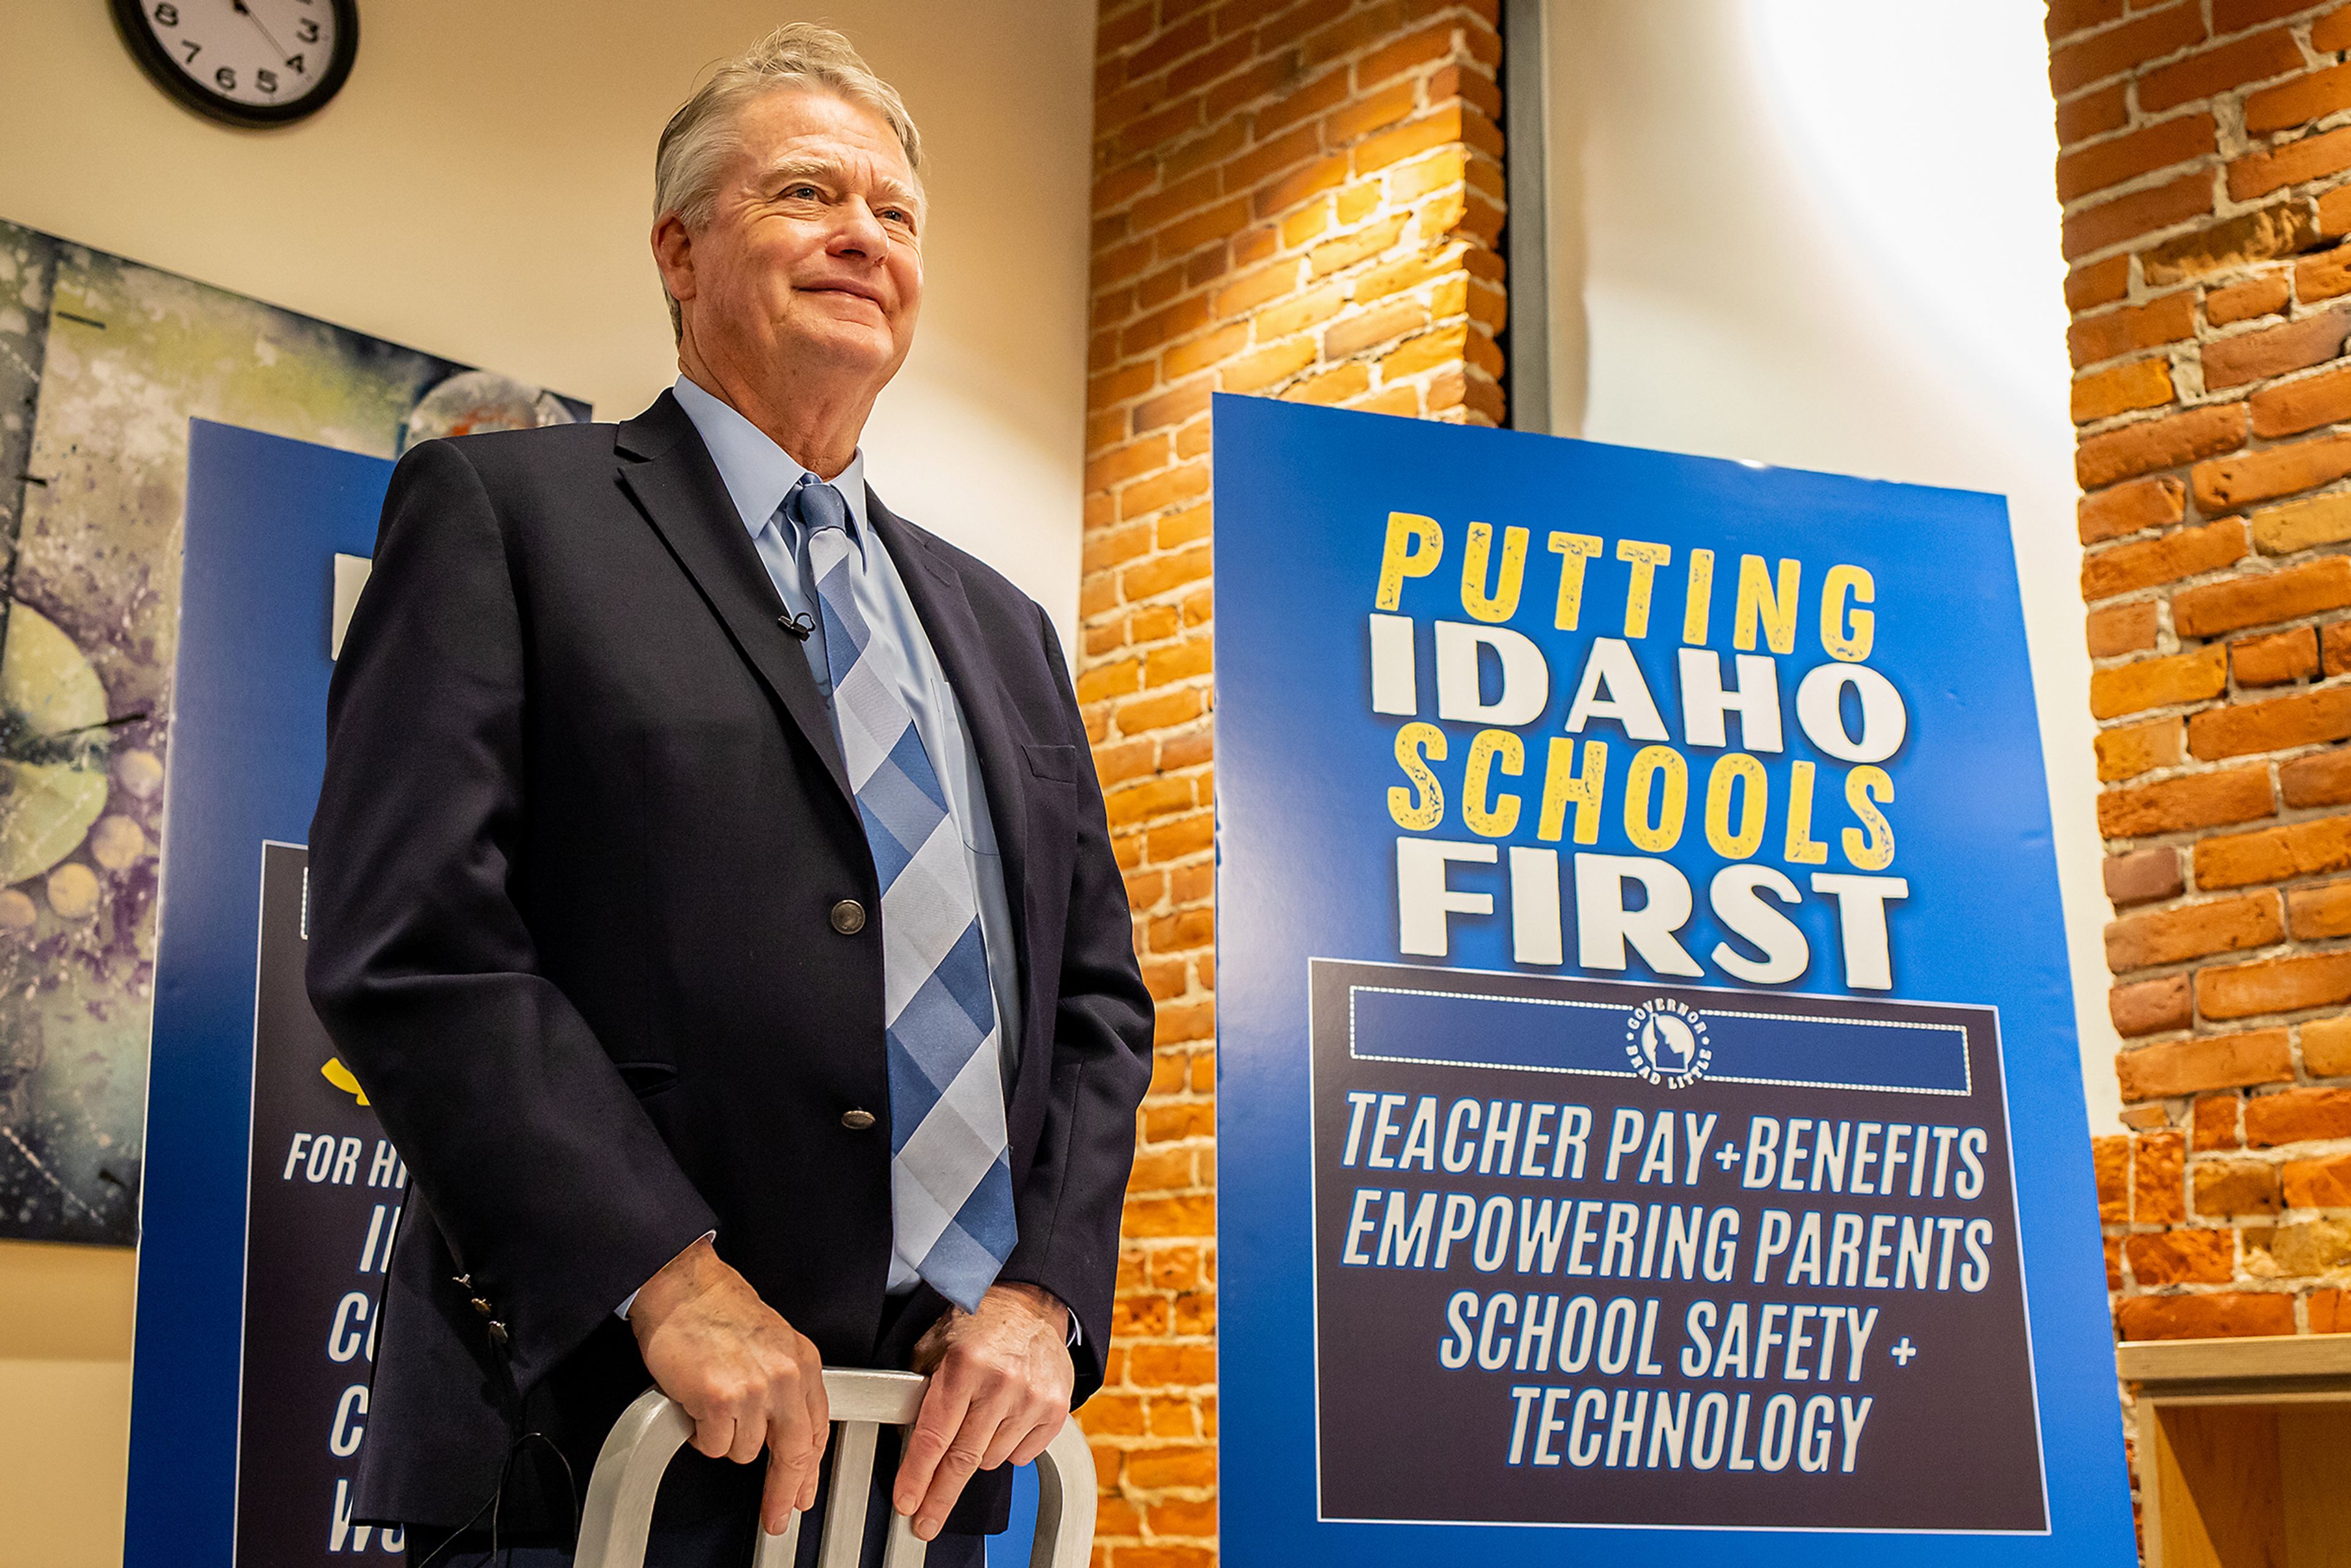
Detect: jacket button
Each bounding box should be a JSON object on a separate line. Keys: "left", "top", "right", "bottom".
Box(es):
{"left": 829, "top": 899, "right": 866, "bottom": 934}
{"left": 841, "top": 1108, "right": 877, "bottom": 1131}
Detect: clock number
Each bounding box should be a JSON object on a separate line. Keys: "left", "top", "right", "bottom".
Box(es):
{"left": 179, "top": 39, "right": 200, "bottom": 64}
{"left": 296, "top": 18, "right": 320, "bottom": 42}
{"left": 215, "top": 66, "right": 236, "bottom": 91}
{"left": 257, "top": 68, "right": 279, "bottom": 94}
{"left": 151, "top": 2, "right": 178, "bottom": 24}
{"left": 286, "top": 53, "right": 305, "bottom": 73}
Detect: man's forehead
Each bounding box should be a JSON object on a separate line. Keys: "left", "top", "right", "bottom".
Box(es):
{"left": 733, "top": 89, "right": 917, "bottom": 187}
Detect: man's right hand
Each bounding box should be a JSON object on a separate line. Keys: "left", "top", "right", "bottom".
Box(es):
{"left": 627, "top": 1236, "right": 830, "bottom": 1534}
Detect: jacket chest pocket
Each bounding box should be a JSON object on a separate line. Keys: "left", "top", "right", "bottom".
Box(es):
{"left": 614, "top": 1062, "right": 680, "bottom": 1099}
{"left": 1022, "top": 743, "right": 1081, "bottom": 786}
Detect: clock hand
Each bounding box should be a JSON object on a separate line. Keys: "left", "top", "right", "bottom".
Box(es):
{"left": 228, "top": 0, "right": 294, "bottom": 62}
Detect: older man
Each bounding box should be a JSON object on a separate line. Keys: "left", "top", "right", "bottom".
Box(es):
{"left": 306, "top": 26, "right": 1152, "bottom": 1568}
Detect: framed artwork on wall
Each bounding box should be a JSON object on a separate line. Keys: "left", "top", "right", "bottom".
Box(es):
{"left": 0, "top": 218, "right": 585, "bottom": 1246}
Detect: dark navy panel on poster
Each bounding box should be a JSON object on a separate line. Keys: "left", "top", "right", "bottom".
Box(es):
{"left": 124, "top": 422, "right": 393, "bottom": 1566}
{"left": 1210, "top": 394, "right": 2132, "bottom": 1564}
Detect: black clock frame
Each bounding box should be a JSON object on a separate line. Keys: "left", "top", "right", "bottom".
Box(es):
{"left": 108, "top": 0, "right": 360, "bottom": 129}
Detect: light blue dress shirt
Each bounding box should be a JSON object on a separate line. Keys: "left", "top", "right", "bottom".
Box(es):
{"left": 670, "top": 375, "right": 1024, "bottom": 1299}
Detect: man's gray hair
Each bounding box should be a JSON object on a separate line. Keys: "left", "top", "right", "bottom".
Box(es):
{"left": 653, "top": 24, "right": 924, "bottom": 337}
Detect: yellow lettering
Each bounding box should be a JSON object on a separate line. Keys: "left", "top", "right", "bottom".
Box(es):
{"left": 1704, "top": 753, "right": 1768, "bottom": 860}
{"left": 1624, "top": 745, "right": 1689, "bottom": 852}
{"left": 1821, "top": 564, "right": 1875, "bottom": 662}
{"left": 1537, "top": 738, "right": 1608, "bottom": 844}
{"left": 1783, "top": 759, "right": 1829, "bottom": 865}
{"left": 1683, "top": 548, "right": 1715, "bottom": 646}
{"left": 1461, "top": 522, "right": 1530, "bottom": 623}
{"left": 1617, "top": 539, "right": 1673, "bottom": 639}
{"left": 1734, "top": 555, "right": 1802, "bottom": 655}
{"left": 1376, "top": 512, "right": 1444, "bottom": 611}
{"left": 1842, "top": 765, "right": 1895, "bottom": 870}
{"left": 1547, "top": 533, "right": 1602, "bottom": 630}
{"left": 1389, "top": 722, "right": 1447, "bottom": 830}
{"left": 1464, "top": 729, "right": 1526, "bottom": 838}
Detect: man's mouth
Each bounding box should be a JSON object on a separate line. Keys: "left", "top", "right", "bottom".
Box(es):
{"left": 804, "top": 282, "right": 885, "bottom": 307}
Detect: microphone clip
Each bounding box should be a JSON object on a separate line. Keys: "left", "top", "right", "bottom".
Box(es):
{"left": 778, "top": 612, "right": 815, "bottom": 642}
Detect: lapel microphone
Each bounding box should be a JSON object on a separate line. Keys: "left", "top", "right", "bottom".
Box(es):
{"left": 778, "top": 611, "right": 816, "bottom": 641}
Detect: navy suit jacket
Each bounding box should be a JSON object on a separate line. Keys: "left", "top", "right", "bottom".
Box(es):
{"left": 305, "top": 391, "right": 1153, "bottom": 1532}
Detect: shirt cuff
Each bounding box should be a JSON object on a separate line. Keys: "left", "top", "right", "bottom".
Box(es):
{"left": 1040, "top": 1286, "right": 1079, "bottom": 1347}
{"left": 618, "top": 1231, "right": 717, "bottom": 1321}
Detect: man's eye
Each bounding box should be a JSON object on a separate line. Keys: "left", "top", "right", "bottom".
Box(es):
{"left": 782, "top": 184, "right": 821, "bottom": 200}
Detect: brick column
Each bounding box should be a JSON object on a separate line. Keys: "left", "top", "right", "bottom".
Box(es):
{"left": 2048, "top": 0, "right": 2351, "bottom": 1350}
{"left": 1080, "top": 1, "right": 1506, "bottom": 1559}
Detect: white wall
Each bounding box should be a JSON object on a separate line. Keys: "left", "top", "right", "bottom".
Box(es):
{"left": 0, "top": 7, "right": 1092, "bottom": 1562}
{"left": 1542, "top": 0, "right": 2124, "bottom": 1132}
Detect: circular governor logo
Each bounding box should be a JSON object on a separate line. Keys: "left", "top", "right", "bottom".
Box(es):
{"left": 1625, "top": 998, "right": 1712, "bottom": 1089}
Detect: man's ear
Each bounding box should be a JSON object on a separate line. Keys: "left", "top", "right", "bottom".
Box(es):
{"left": 651, "top": 214, "right": 697, "bottom": 307}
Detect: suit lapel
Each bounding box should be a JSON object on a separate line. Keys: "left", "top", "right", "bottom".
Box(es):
{"left": 613, "top": 398, "right": 1033, "bottom": 1016}
{"left": 613, "top": 393, "right": 855, "bottom": 812}
{"left": 867, "top": 495, "right": 1035, "bottom": 1010}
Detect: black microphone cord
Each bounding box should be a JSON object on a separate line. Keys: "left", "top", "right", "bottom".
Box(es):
{"left": 492, "top": 1431, "right": 580, "bottom": 1568}
{"left": 404, "top": 1429, "right": 579, "bottom": 1568}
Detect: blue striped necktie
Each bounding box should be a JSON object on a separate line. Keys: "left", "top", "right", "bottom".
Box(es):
{"left": 788, "top": 474, "right": 1016, "bottom": 1311}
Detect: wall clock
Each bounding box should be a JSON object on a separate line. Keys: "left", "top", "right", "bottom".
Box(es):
{"left": 110, "top": 0, "right": 360, "bottom": 129}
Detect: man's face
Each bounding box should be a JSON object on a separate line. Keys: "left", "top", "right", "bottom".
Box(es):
{"left": 673, "top": 89, "right": 924, "bottom": 387}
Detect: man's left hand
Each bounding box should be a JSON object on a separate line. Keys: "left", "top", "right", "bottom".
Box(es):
{"left": 892, "top": 1282, "right": 1074, "bottom": 1542}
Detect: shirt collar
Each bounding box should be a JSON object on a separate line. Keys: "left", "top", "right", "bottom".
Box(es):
{"left": 670, "top": 375, "right": 869, "bottom": 542}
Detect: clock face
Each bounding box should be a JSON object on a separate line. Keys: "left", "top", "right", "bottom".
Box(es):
{"left": 111, "top": 0, "right": 360, "bottom": 128}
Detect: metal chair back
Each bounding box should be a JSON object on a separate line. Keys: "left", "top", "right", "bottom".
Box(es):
{"left": 573, "top": 1369, "right": 1096, "bottom": 1568}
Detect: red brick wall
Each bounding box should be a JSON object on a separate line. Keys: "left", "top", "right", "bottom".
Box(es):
{"left": 2047, "top": 0, "right": 2351, "bottom": 1346}
{"left": 1081, "top": 0, "right": 1506, "bottom": 1559}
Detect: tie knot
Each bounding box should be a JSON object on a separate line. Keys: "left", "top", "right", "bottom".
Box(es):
{"left": 787, "top": 473, "right": 851, "bottom": 538}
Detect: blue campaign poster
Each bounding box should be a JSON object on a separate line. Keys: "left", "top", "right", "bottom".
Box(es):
{"left": 125, "top": 421, "right": 399, "bottom": 1565}
{"left": 1210, "top": 394, "right": 2134, "bottom": 1565}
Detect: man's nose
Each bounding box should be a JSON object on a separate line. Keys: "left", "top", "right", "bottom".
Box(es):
{"left": 828, "top": 200, "right": 890, "bottom": 260}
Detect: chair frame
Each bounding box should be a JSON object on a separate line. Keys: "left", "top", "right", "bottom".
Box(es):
{"left": 573, "top": 1370, "right": 1095, "bottom": 1568}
